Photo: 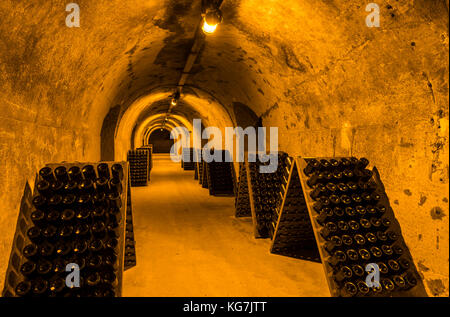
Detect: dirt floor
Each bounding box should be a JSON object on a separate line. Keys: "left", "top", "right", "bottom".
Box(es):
{"left": 122, "top": 154, "right": 329, "bottom": 297}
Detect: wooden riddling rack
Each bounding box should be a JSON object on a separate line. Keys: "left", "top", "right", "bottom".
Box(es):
{"left": 292, "top": 157, "right": 426, "bottom": 297}
{"left": 203, "top": 150, "right": 235, "bottom": 196}
{"left": 181, "top": 147, "right": 195, "bottom": 171}
{"left": 137, "top": 145, "right": 153, "bottom": 181}
{"left": 243, "top": 152, "right": 289, "bottom": 239}
{"left": 127, "top": 149, "right": 149, "bottom": 187}
{"left": 2, "top": 161, "right": 131, "bottom": 297}
{"left": 124, "top": 172, "right": 137, "bottom": 270}
{"left": 234, "top": 162, "right": 251, "bottom": 217}
{"left": 270, "top": 156, "right": 321, "bottom": 262}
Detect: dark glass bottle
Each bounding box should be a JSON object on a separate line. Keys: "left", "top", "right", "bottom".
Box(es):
{"left": 345, "top": 249, "right": 359, "bottom": 262}
{"left": 403, "top": 272, "right": 418, "bottom": 290}
{"left": 108, "top": 192, "right": 122, "bottom": 209}
{"left": 324, "top": 236, "right": 342, "bottom": 254}
{"left": 341, "top": 234, "right": 353, "bottom": 246}
{"left": 64, "top": 180, "right": 79, "bottom": 194}
{"left": 97, "top": 163, "right": 111, "bottom": 180}
{"left": 26, "top": 227, "right": 42, "bottom": 244}
{"left": 89, "top": 239, "right": 104, "bottom": 253}
{"left": 340, "top": 281, "right": 357, "bottom": 297}
{"left": 61, "top": 209, "right": 76, "bottom": 225}
{"left": 20, "top": 261, "right": 37, "bottom": 278}
{"left": 31, "top": 279, "right": 49, "bottom": 297}
{"left": 109, "top": 178, "right": 123, "bottom": 195}
{"left": 95, "top": 177, "right": 110, "bottom": 193}
{"left": 381, "top": 278, "right": 395, "bottom": 292}
{"left": 62, "top": 194, "right": 77, "bottom": 209}
{"left": 358, "top": 249, "right": 371, "bottom": 261}
{"left": 335, "top": 266, "right": 352, "bottom": 282}
{"left": 55, "top": 241, "right": 72, "bottom": 257}
{"left": 387, "top": 259, "right": 400, "bottom": 272}
{"left": 320, "top": 222, "right": 337, "bottom": 239}
{"left": 328, "top": 250, "right": 347, "bottom": 267}
{"left": 81, "top": 165, "right": 97, "bottom": 181}
{"left": 351, "top": 265, "right": 365, "bottom": 278}
{"left": 72, "top": 239, "right": 88, "bottom": 255}
{"left": 39, "top": 167, "right": 56, "bottom": 183}
{"left": 54, "top": 166, "right": 69, "bottom": 183}
{"left": 111, "top": 164, "right": 124, "bottom": 181}
{"left": 356, "top": 280, "right": 370, "bottom": 295}
{"left": 310, "top": 183, "right": 326, "bottom": 200}
{"left": 37, "top": 180, "right": 51, "bottom": 197}
{"left": 79, "top": 179, "right": 94, "bottom": 195}
{"left": 36, "top": 259, "right": 53, "bottom": 277}
{"left": 68, "top": 166, "right": 82, "bottom": 182}
{"left": 49, "top": 277, "right": 66, "bottom": 296}
{"left": 15, "top": 281, "right": 33, "bottom": 297}
{"left": 23, "top": 244, "right": 39, "bottom": 260}
{"left": 42, "top": 225, "right": 58, "bottom": 243}
{"left": 32, "top": 195, "right": 47, "bottom": 210}
{"left": 30, "top": 210, "right": 46, "bottom": 228}
{"left": 303, "top": 159, "right": 320, "bottom": 176}
{"left": 316, "top": 208, "right": 333, "bottom": 225}
{"left": 51, "top": 180, "right": 65, "bottom": 194}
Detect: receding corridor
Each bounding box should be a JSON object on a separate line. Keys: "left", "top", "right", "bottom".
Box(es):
{"left": 122, "top": 154, "right": 329, "bottom": 297}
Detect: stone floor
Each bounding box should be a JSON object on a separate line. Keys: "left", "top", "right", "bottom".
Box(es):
{"left": 122, "top": 154, "right": 329, "bottom": 297}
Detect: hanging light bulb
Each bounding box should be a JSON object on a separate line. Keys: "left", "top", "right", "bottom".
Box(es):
{"left": 171, "top": 91, "right": 180, "bottom": 106}
{"left": 202, "top": 9, "right": 223, "bottom": 35}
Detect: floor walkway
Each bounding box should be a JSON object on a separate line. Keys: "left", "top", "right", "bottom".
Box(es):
{"left": 122, "top": 154, "right": 329, "bottom": 296}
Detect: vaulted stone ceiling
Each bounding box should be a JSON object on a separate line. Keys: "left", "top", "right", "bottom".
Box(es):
{"left": 0, "top": 0, "right": 448, "bottom": 295}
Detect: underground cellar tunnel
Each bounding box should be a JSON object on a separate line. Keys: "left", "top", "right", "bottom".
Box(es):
{"left": 0, "top": 0, "right": 448, "bottom": 299}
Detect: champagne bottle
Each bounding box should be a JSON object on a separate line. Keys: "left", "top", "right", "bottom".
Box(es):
{"left": 81, "top": 165, "right": 97, "bottom": 181}
{"left": 346, "top": 249, "right": 359, "bottom": 262}
{"left": 39, "top": 167, "right": 56, "bottom": 183}
{"left": 36, "top": 259, "right": 53, "bottom": 277}
{"left": 356, "top": 280, "right": 370, "bottom": 295}
{"left": 31, "top": 279, "right": 49, "bottom": 297}
{"left": 15, "top": 281, "right": 32, "bottom": 297}
{"left": 328, "top": 250, "right": 347, "bottom": 267}
{"left": 26, "top": 227, "right": 42, "bottom": 244}
{"left": 111, "top": 164, "right": 124, "bottom": 181}
{"left": 335, "top": 266, "right": 353, "bottom": 282}
{"left": 49, "top": 277, "right": 66, "bottom": 296}
{"left": 42, "top": 225, "right": 58, "bottom": 243}
{"left": 324, "top": 236, "right": 342, "bottom": 253}
{"left": 68, "top": 166, "right": 82, "bottom": 182}
{"left": 387, "top": 259, "right": 400, "bottom": 272}
{"left": 97, "top": 163, "right": 111, "bottom": 180}
{"left": 365, "top": 232, "right": 377, "bottom": 244}
{"left": 351, "top": 264, "right": 365, "bottom": 278}
{"left": 340, "top": 281, "right": 357, "bottom": 297}
{"left": 20, "top": 261, "right": 37, "bottom": 278}
{"left": 358, "top": 248, "right": 371, "bottom": 261}
{"left": 381, "top": 278, "right": 395, "bottom": 292}
{"left": 333, "top": 207, "right": 344, "bottom": 217}
{"left": 320, "top": 222, "right": 338, "bottom": 239}
{"left": 37, "top": 180, "right": 51, "bottom": 197}
{"left": 341, "top": 234, "right": 353, "bottom": 246}
{"left": 23, "top": 244, "right": 39, "bottom": 260}
{"left": 304, "top": 159, "right": 320, "bottom": 176}
{"left": 54, "top": 166, "right": 69, "bottom": 183}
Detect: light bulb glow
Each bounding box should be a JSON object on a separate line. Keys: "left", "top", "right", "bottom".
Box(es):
{"left": 171, "top": 98, "right": 177, "bottom": 106}
{"left": 202, "top": 19, "right": 218, "bottom": 34}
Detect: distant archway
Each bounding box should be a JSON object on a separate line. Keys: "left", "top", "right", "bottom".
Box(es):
{"left": 148, "top": 129, "right": 174, "bottom": 153}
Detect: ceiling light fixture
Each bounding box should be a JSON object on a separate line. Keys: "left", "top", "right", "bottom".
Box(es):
{"left": 171, "top": 91, "right": 180, "bottom": 106}
{"left": 202, "top": 8, "right": 223, "bottom": 35}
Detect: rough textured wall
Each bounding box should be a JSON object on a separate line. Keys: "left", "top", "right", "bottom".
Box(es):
{"left": 0, "top": 0, "right": 448, "bottom": 296}
{"left": 220, "top": 0, "right": 449, "bottom": 296}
